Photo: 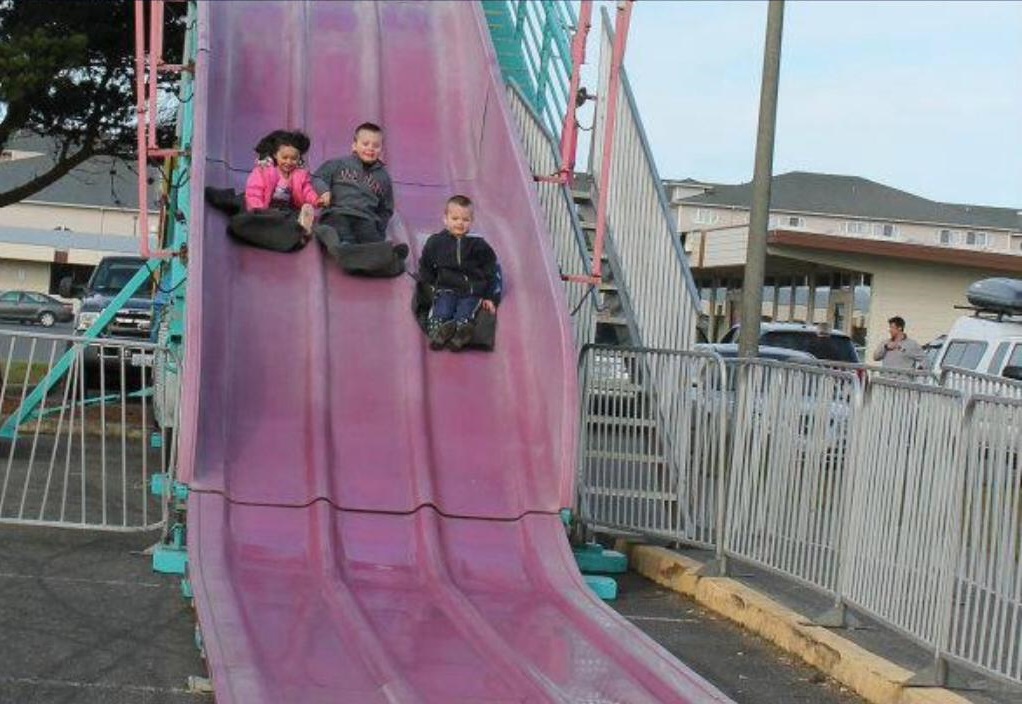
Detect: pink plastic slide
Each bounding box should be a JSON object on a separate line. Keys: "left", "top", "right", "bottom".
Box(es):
{"left": 177, "top": 2, "right": 732, "bottom": 701}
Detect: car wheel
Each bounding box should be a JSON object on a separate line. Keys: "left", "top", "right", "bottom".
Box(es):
{"left": 39, "top": 312, "right": 56, "bottom": 328}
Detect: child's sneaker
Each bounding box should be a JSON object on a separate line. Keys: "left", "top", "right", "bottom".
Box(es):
{"left": 298, "top": 204, "right": 315, "bottom": 234}
{"left": 448, "top": 322, "right": 475, "bottom": 351}
{"left": 393, "top": 243, "right": 410, "bottom": 260}
{"left": 429, "top": 320, "right": 456, "bottom": 350}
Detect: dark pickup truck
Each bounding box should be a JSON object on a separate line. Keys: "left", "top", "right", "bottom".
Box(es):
{"left": 60, "top": 256, "right": 155, "bottom": 384}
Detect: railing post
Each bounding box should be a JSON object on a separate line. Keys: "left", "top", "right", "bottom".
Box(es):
{"left": 558, "top": 0, "right": 592, "bottom": 185}
{"left": 592, "top": 0, "right": 635, "bottom": 282}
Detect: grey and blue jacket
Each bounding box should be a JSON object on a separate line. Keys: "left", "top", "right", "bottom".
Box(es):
{"left": 418, "top": 229, "right": 502, "bottom": 304}
{"left": 313, "top": 154, "right": 394, "bottom": 237}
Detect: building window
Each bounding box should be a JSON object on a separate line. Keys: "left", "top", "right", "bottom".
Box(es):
{"left": 845, "top": 221, "right": 871, "bottom": 236}
{"left": 965, "top": 231, "right": 988, "bottom": 247}
{"left": 785, "top": 215, "right": 805, "bottom": 229}
{"left": 692, "top": 208, "right": 720, "bottom": 226}
{"left": 874, "top": 223, "right": 899, "bottom": 238}
{"left": 937, "top": 229, "right": 958, "bottom": 245}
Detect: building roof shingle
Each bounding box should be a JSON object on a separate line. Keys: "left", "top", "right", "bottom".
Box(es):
{"left": 0, "top": 133, "right": 160, "bottom": 210}
{"left": 678, "top": 171, "right": 1020, "bottom": 232}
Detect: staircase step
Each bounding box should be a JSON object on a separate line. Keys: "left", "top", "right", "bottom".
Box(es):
{"left": 597, "top": 314, "right": 629, "bottom": 326}
{"left": 585, "top": 416, "right": 657, "bottom": 429}
{"left": 583, "top": 450, "right": 669, "bottom": 465}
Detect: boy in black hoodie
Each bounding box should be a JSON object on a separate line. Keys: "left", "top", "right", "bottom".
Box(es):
{"left": 313, "top": 122, "right": 408, "bottom": 274}
{"left": 418, "top": 195, "right": 502, "bottom": 350}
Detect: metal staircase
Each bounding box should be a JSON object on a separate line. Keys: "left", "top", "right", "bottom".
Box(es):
{"left": 570, "top": 172, "right": 636, "bottom": 346}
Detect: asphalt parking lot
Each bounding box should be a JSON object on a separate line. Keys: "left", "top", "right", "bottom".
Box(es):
{"left": 0, "top": 520, "right": 869, "bottom": 704}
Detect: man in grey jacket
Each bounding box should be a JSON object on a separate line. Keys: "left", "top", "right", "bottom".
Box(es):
{"left": 873, "top": 316, "right": 925, "bottom": 369}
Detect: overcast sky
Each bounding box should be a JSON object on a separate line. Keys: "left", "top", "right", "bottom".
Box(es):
{"left": 582, "top": 0, "right": 1022, "bottom": 209}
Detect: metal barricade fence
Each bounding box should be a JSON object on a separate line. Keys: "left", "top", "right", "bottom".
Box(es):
{"left": 575, "top": 349, "right": 1022, "bottom": 686}
{"left": 0, "top": 330, "right": 177, "bottom": 530}
{"left": 578, "top": 345, "right": 726, "bottom": 548}
{"left": 941, "top": 365, "right": 1022, "bottom": 402}
{"left": 837, "top": 379, "right": 965, "bottom": 648}
{"left": 804, "top": 358, "right": 938, "bottom": 385}
{"left": 723, "top": 359, "right": 860, "bottom": 593}
{"left": 945, "top": 396, "right": 1022, "bottom": 684}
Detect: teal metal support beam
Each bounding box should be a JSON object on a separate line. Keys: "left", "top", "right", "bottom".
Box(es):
{"left": 0, "top": 261, "right": 161, "bottom": 440}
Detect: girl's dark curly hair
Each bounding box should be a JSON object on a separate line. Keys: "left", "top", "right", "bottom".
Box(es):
{"left": 254, "top": 130, "right": 311, "bottom": 161}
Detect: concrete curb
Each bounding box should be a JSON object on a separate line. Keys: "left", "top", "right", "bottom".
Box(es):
{"left": 617, "top": 542, "right": 971, "bottom": 704}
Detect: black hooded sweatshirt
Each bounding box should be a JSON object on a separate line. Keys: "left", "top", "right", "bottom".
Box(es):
{"left": 418, "top": 230, "right": 502, "bottom": 303}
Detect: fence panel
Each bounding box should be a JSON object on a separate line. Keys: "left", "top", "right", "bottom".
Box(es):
{"left": 947, "top": 396, "right": 1022, "bottom": 684}
{"left": 839, "top": 380, "right": 964, "bottom": 647}
{"left": 505, "top": 83, "right": 597, "bottom": 349}
{"left": 578, "top": 345, "right": 726, "bottom": 547}
{"left": 0, "top": 331, "right": 176, "bottom": 531}
{"left": 941, "top": 366, "right": 1022, "bottom": 401}
{"left": 723, "top": 360, "right": 860, "bottom": 593}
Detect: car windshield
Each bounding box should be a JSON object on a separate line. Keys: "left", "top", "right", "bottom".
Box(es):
{"left": 761, "top": 331, "right": 859, "bottom": 362}
{"left": 91, "top": 262, "right": 144, "bottom": 294}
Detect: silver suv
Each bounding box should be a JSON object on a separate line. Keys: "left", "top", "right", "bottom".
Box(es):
{"left": 720, "top": 322, "right": 860, "bottom": 363}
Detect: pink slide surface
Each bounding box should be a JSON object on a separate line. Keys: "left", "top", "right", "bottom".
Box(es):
{"left": 177, "top": 2, "right": 732, "bottom": 701}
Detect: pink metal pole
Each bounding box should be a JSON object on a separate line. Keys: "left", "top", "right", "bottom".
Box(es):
{"left": 559, "top": 0, "right": 592, "bottom": 186}
{"left": 134, "top": 0, "right": 173, "bottom": 259}
{"left": 591, "top": 0, "right": 634, "bottom": 281}
{"left": 148, "top": 1, "right": 165, "bottom": 150}
{"left": 134, "top": 0, "right": 152, "bottom": 257}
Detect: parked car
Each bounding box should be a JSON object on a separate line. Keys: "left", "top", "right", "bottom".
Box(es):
{"left": 696, "top": 342, "right": 852, "bottom": 452}
{"left": 0, "top": 290, "right": 74, "bottom": 327}
{"left": 719, "top": 322, "right": 860, "bottom": 363}
{"left": 696, "top": 342, "right": 816, "bottom": 364}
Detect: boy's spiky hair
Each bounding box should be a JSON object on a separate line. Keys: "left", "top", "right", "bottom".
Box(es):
{"left": 446, "top": 194, "right": 473, "bottom": 210}
{"left": 353, "top": 121, "right": 383, "bottom": 139}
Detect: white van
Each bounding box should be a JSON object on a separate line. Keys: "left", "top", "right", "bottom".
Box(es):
{"left": 933, "top": 278, "right": 1022, "bottom": 379}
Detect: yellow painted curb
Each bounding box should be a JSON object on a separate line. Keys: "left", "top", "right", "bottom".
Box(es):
{"left": 616, "top": 542, "right": 971, "bottom": 704}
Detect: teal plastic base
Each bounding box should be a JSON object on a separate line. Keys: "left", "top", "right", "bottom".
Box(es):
{"left": 150, "top": 473, "right": 189, "bottom": 502}
{"left": 153, "top": 544, "right": 188, "bottom": 575}
{"left": 585, "top": 575, "right": 618, "bottom": 601}
{"left": 573, "top": 543, "right": 628, "bottom": 574}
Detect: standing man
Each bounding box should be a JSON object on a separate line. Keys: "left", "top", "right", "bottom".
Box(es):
{"left": 873, "top": 316, "right": 925, "bottom": 369}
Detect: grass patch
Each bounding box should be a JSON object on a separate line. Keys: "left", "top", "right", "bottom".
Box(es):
{"left": 2, "top": 361, "right": 54, "bottom": 386}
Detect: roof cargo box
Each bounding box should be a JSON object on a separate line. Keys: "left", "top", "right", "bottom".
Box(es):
{"left": 966, "top": 278, "right": 1022, "bottom": 315}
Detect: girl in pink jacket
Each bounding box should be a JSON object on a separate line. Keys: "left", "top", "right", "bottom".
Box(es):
{"left": 228, "top": 130, "right": 333, "bottom": 252}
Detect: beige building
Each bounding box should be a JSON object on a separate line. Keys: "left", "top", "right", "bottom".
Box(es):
{"left": 0, "top": 134, "right": 159, "bottom": 294}
{"left": 666, "top": 172, "right": 1022, "bottom": 353}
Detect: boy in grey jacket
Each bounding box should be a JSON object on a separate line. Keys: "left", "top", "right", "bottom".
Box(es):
{"left": 313, "top": 122, "right": 408, "bottom": 274}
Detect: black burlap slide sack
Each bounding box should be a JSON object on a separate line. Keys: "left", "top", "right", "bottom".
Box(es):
{"left": 411, "top": 280, "right": 496, "bottom": 350}
{"left": 334, "top": 242, "right": 405, "bottom": 278}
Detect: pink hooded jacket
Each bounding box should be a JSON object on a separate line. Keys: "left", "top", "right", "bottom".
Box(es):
{"left": 244, "top": 162, "right": 320, "bottom": 211}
